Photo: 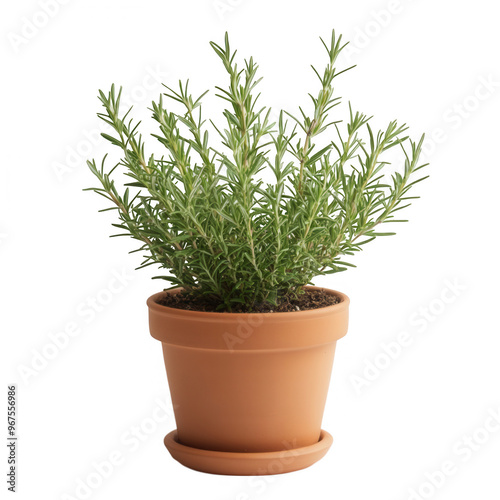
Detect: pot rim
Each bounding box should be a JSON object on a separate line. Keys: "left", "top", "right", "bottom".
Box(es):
{"left": 147, "top": 285, "right": 349, "bottom": 320}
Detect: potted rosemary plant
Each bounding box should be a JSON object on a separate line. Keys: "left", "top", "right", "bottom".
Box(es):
{"left": 86, "top": 31, "right": 427, "bottom": 475}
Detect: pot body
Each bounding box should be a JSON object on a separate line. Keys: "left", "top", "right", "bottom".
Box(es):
{"left": 148, "top": 286, "right": 349, "bottom": 453}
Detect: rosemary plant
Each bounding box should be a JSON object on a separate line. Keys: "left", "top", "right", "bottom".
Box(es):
{"left": 86, "top": 31, "right": 428, "bottom": 311}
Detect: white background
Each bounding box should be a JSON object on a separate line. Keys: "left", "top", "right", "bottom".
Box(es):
{"left": 2, "top": 0, "right": 500, "bottom": 499}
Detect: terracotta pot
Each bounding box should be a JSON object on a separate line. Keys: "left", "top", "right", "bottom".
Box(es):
{"left": 147, "top": 286, "right": 349, "bottom": 475}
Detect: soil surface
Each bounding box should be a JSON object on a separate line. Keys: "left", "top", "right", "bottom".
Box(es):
{"left": 156, "top": 289, "right": 340, "bottom": 313}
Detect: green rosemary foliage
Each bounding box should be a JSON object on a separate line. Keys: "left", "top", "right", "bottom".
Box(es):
{"left": 86, "top": 31, "right": 428, "bottom": 311}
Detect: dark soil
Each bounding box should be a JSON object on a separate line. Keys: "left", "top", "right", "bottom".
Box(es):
{"left": 156, "top": 288, "right": 340, "bottom": 313}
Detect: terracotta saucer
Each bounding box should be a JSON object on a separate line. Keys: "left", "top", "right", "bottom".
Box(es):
{"left": 164, "top": 429, "right": 333, "bottom": 475}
